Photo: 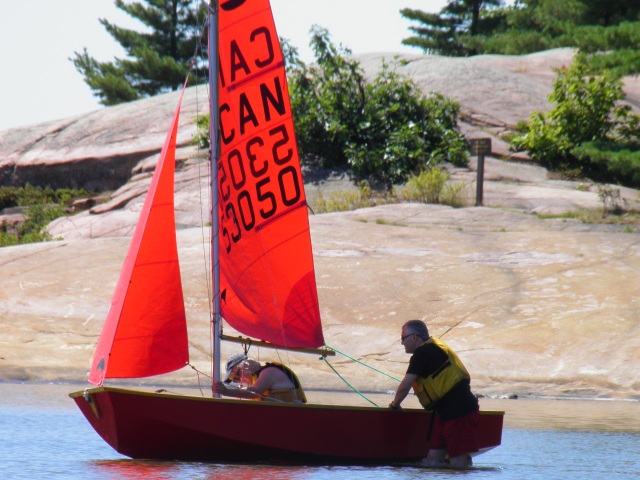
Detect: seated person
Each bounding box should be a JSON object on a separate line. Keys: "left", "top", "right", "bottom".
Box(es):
{"left": 212, "top": 353, "right": 307, "bottom": 403}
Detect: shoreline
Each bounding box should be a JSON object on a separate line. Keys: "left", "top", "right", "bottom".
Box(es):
{"left": 3, "top": 378, "right": 639, "bottom": 404}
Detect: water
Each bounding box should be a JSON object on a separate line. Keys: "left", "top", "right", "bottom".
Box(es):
{"left": 1, "top": 383, "right": 639, "bottom": 479}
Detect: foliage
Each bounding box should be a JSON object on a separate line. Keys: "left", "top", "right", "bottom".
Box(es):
{"left": 400, "top": 1, "right": 506, "bottom": 56}
{"left": 536, "top": 208, "right": 640, "bottom": 228}
{"left": 343, "top": 70, "right": 468, "bottom": 187}
{"left": 313, "top": 182, "right": 378, "bottom": 214}
{"left": 72, "top": 0, "right": 208, "bottom": 105}
{"left": 439, "top": 181, "right": 468, "bottom": 207}
{"left": 571, "top": 141, "right": 640, "bottom": 187}
{"left": 287, "top": 27, "right": 364, "bottom": 170}
{"left": 402, "top": 168, "right": 450, "bottom": 204}
{"left": 0, "top": 185, "right": 90, "bottom": 247}
{"left": 401, "top": 0, "right": 640, "bottom": 75}
{"left": 288, "top": 27, "right": 468, "bottom": 189}
{"left": 401, "top": 168, "right": 468, "bottom": 207}
{"left": 595, "top": 184, "right": 627, "bottom": 216}
{"left": 191, "top": 113, "right": 210, "bottom": 149}
{"left": 0, "top": 184, "right": 87, "bottom": 210}
{"left": 510, "top": 56, "right": 640, "bottom": 186}
{"left": 311, "top": 169, "right": 468, "bottom": 214}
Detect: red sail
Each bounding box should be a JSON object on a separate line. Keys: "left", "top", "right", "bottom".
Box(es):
{"left": 217, "top": 0, "right": 324, "bottom": 348}
{"left": 89, "top": 92, "right": 189, "bottom": 385}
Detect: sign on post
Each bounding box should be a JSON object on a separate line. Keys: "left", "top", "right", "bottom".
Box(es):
{"left": 468, "top": 138, "right": 492, "bottom": 156}
{"left": 468, "top": 138, "right": 492, "bottom": 206}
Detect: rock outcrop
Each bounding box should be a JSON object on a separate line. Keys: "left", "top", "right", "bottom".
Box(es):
{"left": 0, "top": 49, "right": 639, "bottom": 401}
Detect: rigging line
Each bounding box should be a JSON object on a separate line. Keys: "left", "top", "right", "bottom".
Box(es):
{"left": 192, "top": 26, "right": 213, "bottom": 316}
{"left": 326, "top": 345, "right": 402, "bottom": 383}
{"left": 321, "top": 358, "right": 378, "bottom": 407}
{"left": 188, "top": 363, "right": 212, "bottom": 396}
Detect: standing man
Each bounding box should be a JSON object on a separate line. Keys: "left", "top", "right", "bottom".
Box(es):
{"left": 389, "top": 319, "right": 479, "bottom": 469}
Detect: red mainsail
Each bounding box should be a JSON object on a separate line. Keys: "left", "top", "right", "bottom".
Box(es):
{"left": 217, "top": 0, "right": 324, "bottom": 348}
{"left": 89, "top": 92, "right": 188, "bottom": 385}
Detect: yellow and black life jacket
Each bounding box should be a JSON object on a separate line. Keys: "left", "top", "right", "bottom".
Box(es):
{"left": 253, "top": 362, "right": 307, "bottom": 403}
{"left": 412, "top": 337, "right": 470, "bottom": 410}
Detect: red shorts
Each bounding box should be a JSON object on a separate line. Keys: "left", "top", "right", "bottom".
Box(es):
{"left": 429, "top": 410, "right": 479, "bottom": 458}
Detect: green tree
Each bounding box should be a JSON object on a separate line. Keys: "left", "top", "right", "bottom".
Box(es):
{"left": 579, "top": 0, "right": 640, "bottom": 26}
{"left": 402, "top": 0, "right": 640, "bottom": 76}
{"left": 569, "top": 22, "right": 640, "bottom": 77}
{"left": 511, "top": 55, "right": 640, "bottom": 186}
{"left": 400, "top": 0, "right": 505, "bottom": 56}
{"left": 464, "top": 0, "right": 587, "bottom": 54}
{"left": 72, "top": 0, "right": 207, "bottom": 106}
{"left": 465, "top": 0, "right": 640, "bottom": 75}
{"left": 288, "top": 27, "right": 468, "bottom": 188}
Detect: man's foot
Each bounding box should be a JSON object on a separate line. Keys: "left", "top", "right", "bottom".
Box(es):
{"left": 420, "top": 458, "right": 447, "bottom": 468}
{"left": 448, "top": 454, "right": 473, "bottom": 469}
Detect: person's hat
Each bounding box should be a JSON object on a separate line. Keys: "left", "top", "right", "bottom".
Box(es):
{"left": 224, "top": 353, "right": 247, "bottom": 383}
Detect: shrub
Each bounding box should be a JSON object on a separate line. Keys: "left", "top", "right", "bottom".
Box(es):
{"left": 571, "top": 141, "right": 640, "bottom": 187}
{"left": 402, "top": 168, "right": 450, "bottom": 204}
{"left": 0, "top": 184, "right": 90, "bottom": 247}
{"left": 510, "top": 54, "right": 640, "bottom": 186}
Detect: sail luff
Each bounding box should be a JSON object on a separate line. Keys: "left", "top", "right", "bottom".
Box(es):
{"left": 88, "top": 91, "right": 189, "bottom": 385}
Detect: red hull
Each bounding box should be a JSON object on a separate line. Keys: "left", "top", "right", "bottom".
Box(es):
{"left": 70, "top": 387, "right": 503, "bottom": 463}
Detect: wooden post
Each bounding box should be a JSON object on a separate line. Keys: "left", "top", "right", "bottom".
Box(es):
{"left": 475, "top": 153, "right": 485, "bottom": 206}
{"left": 468, "top": 138, "right": 491, "bottom": 207}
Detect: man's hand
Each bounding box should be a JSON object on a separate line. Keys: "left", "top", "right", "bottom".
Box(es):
{"left": 212, "top": 381, "right": 227, "bottom": 395}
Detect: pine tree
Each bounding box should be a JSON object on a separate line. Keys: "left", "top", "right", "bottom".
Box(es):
{"left": 482, "top": 0, "right": 640, "bottom": 75}
{"left": 400, "top": 0, "right": 504, "bottom": 56}
{"left": 71, "top": 0, "right": 208, "bottom": 106}
{"left": 400, "top": 0, "right": 640, "bottom": 76}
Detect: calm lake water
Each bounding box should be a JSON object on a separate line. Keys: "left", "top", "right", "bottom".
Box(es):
{"left": 1, "top": 383, "right": 639, "bottom": 479}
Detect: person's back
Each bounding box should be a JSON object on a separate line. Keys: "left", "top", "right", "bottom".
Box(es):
{"left": 212, "top": 356, "right": 307, "bottom": 403}
{"left": 254, "top": 363, "right": 307, "bottom": 403}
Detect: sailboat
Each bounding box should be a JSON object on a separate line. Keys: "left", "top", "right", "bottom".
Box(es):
{"left": 70, "top": 0, "right": 504, "bottom": 464}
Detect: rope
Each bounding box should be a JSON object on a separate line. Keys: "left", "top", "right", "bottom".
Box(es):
{"left": 326, "top": 345, "right": 402, "bottom": 383}
{"left": 188, "top": 362, "right": 212, "bottom": 397}
{"left": 321, "top": 357, "right": 379, "bottom": 407}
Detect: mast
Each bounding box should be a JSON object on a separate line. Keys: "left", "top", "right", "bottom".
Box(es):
{"left": 208, "top": 0, "right": 221, "bottom": 389}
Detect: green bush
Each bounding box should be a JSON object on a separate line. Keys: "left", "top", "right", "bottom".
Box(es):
{"left": 402, "top": 168, "right": 449, "bottom": 204}
{"left": 401, "top": 168, "right": 467, "bottom": 207}
{"left": 511, "top": 55, "right": 640, "bottom": 185}
{"left": 289, "top": 28, "right": 468, "bottom": 189}
{"left": 0, "top": 184, "right": 90, "bottom": 247}
{"left": 572, "top": 141, "right": 640, "bottom": 187}
{"left": 313, "top": 182, "right": 378, "bottom": 213}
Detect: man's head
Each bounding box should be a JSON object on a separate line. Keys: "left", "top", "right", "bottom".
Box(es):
{"left": 400, "top": 319, "right": 429, "bottom": 353}
{"left": 224, "top": 353, "right": 247, "bottom": 383}
{"left": 224, "top": 353, "right": 261, "bottom": 384}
